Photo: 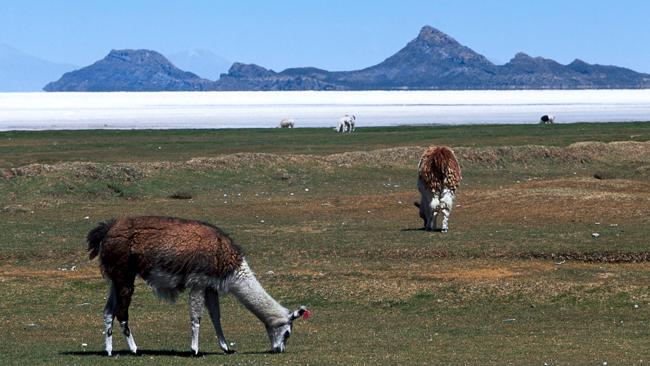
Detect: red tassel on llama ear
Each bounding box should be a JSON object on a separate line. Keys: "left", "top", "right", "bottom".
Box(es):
{"left": 302, "top": 309, "right": 312, "bottom": 320}
{"left": 291, "top": 306, "right": 311, "bottom": 321}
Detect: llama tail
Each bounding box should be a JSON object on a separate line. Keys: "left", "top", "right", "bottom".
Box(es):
{"left": 86, "top": 219, "right": 115, "bottom": 260}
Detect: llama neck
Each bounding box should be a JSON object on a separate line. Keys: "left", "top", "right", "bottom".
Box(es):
{"left": 228, "top": 260, "right": 289, "bottom": 327}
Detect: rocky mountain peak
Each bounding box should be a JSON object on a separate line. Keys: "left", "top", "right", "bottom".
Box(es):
{"left": 226, "top": 62, "right": 276, "bottom": 78}
{"left": 106, "top": 49, "right": 170, "bottom": 65}
{"left": 416, "top": 25, "right": 459, "bottom": 46}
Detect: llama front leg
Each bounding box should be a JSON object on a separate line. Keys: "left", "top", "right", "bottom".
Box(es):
{"left": 103, "top": 285, "right": 117, "bottom": 356}
{"left": 205, "top": 289, "right": 235, "bottom": 354}
{"left": 189, "top": 287, "right": 205, "bottom": 355}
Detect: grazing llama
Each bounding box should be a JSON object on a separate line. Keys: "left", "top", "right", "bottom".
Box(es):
{"left": 539, "top": 114, "right": 555, "bottom": 124}
{"left": 87, "top": 216, "right": 310, "bottom": 356}
{"left": 415, "top": 146, "right": 462, "bottom": 232}
{"left": 279, "top": 118, "right": 295, "bottom": 128}
{"left": 337, "top": 115, "right": 356, "bottom": 133}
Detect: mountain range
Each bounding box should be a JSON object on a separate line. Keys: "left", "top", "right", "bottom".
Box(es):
{"left": 43, "top": 26, "right": 650, "bottom": 91}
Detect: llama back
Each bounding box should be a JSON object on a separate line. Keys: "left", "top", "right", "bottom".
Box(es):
{"left": 88, "top": 216, "right": 244, "bottom": 298}
{"left": 418, "top": 146, "right": 462, "bottom": 193}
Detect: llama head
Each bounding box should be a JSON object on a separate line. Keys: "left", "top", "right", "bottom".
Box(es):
{"left": 414, "top": 201, "right": 426, "bottom": 226}
{"left": 267, "top": 306, "right": 310, "bottom": 353}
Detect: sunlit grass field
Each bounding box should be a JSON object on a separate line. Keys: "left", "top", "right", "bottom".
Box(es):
{"left": 1, "top": 122, "right": 650, "bottom": 365}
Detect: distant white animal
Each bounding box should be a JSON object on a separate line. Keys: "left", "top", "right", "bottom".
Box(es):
{"left": 414, "top": 146, "right": 462, "bottom": 232}
{"left": 540, "top": 115, "right": 555, "bottom": 124}
{"left": 279, "top": 118, "right": 295, "bottom": 128}
{"left": 337, "top": 115, "right": 356, "bottom": 133}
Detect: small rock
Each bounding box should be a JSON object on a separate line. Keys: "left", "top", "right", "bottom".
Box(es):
{"left": 260, "top": 220, "right": 265, "bottom": 223}
{"left": 634, "top": 304, "right": 639, "bottom": 309}
{"left": 290, "top": 193, "right": 294, "bottom": 196}
{"left": 84, "top": 216, "right": 90, "bottom": 220}
{"left": 81, "top": 343, "right": 88, "bottom": 347}
{"left": 304, "top": 188, "right": 309, "bottom": 192}
{"left": 266, "top": 271, "right": 275, "bottom": 276}
{"left": 592, "top": 233, "right": 600, "bottom": 239}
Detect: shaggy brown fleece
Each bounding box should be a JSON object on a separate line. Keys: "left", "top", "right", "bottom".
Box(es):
{"left": 418, "top": 146, "right": 462, "bottom": 193}
{"left": 88, "top": 216, "right": 244, "bottom": 286}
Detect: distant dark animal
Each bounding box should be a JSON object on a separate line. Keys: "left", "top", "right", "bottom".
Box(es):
{"left": 279, "top": 118, "right": 295, "bottom": 128}
{"left": 87, "top": 216, "right": 310, "bottom": 356}
{"left": 540, "top": 115, "right": 555, "bottom": 124}
{"left": 415, "top": 146, "right": 462, "bottom": 232}
{"left": 337, "top": 115, "right": 356, "bottom": 133}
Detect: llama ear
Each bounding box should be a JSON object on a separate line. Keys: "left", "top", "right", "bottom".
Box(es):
{"left": 290, "top": 306, "right": 311, "bottom": 321}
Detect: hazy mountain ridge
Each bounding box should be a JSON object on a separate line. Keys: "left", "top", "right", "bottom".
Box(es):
{"left": 166, "top": 49, "right": 231, "bottom": 80}
{"left": 43, "top": 26, "right": 650, "bottom": 91}
{"left": 0, "top": 44, "right": 77, "bottom": 91}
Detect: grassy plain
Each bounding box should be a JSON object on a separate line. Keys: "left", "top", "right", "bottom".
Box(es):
{"left": 1, "top": 122, "right": 650, "bottom": 365}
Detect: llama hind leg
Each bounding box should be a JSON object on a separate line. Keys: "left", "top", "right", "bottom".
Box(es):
{"left": 206, "top": 289, "right": 234, "bottom": 354}
{"left": 440, "top": 190, "right": 455, "bottom": 233}
{"left": 103, "top": 285, "right": 117, "bottom": 356}
{"left": 189, "top": 287, "right": 205, "bottom": 355}
{"left": 113, "top": 278, "right": 137, "bottom": 354}
{"left": 440, "top": 207, "right": 451, "bottom": 232}
{"left": 426, "top": 196, "right": 440, "bottom": 231}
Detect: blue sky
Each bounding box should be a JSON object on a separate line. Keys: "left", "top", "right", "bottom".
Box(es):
{"left": 2, "top": 0, "right": 649, "bottom": 72}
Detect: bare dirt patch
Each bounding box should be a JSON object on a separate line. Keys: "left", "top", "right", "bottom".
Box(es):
{"left": 461, "top": 177, "right": 650, "bottom": 224}
{"left": 0, "top": 265, "right": 99, "bottom": 281}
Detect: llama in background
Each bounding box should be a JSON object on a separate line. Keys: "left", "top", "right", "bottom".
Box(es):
{"left": 337, "top": 114, "right": 356, "bottom": 133}
{"left": 279, "top": 118, "right": 295, "bottom": 128}
{"left": 540, "top": 114, "right": 555, "bottom": 124}
{"left": 415, "top": 146, "right": 462, "bottom": 232}
{"left": 87, "top": 216, "right": 310, "bottom": 356}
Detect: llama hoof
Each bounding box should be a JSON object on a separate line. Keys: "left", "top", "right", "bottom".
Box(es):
{"left": 223, "top": 349, "right": 236, "bottom": 354}
{"left": 441, "top": 228, "right": 448, "bottom": 233}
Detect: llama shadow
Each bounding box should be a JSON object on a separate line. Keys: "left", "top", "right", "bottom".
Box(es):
{"left": 401, "top": 227, "right": 447, "bottom": 232}
{"left": 61, "top": 349, "right": 272, "bottom": 357}
{"left": 401, "top": 227, "right": 426, "bottom": 231}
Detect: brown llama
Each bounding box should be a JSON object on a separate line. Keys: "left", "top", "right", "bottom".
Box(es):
{"left": 87, "top": 216, "right": 310, "bottom": 356}
{"left": 415, "top": 146, "right": 462, "bottom": 232}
